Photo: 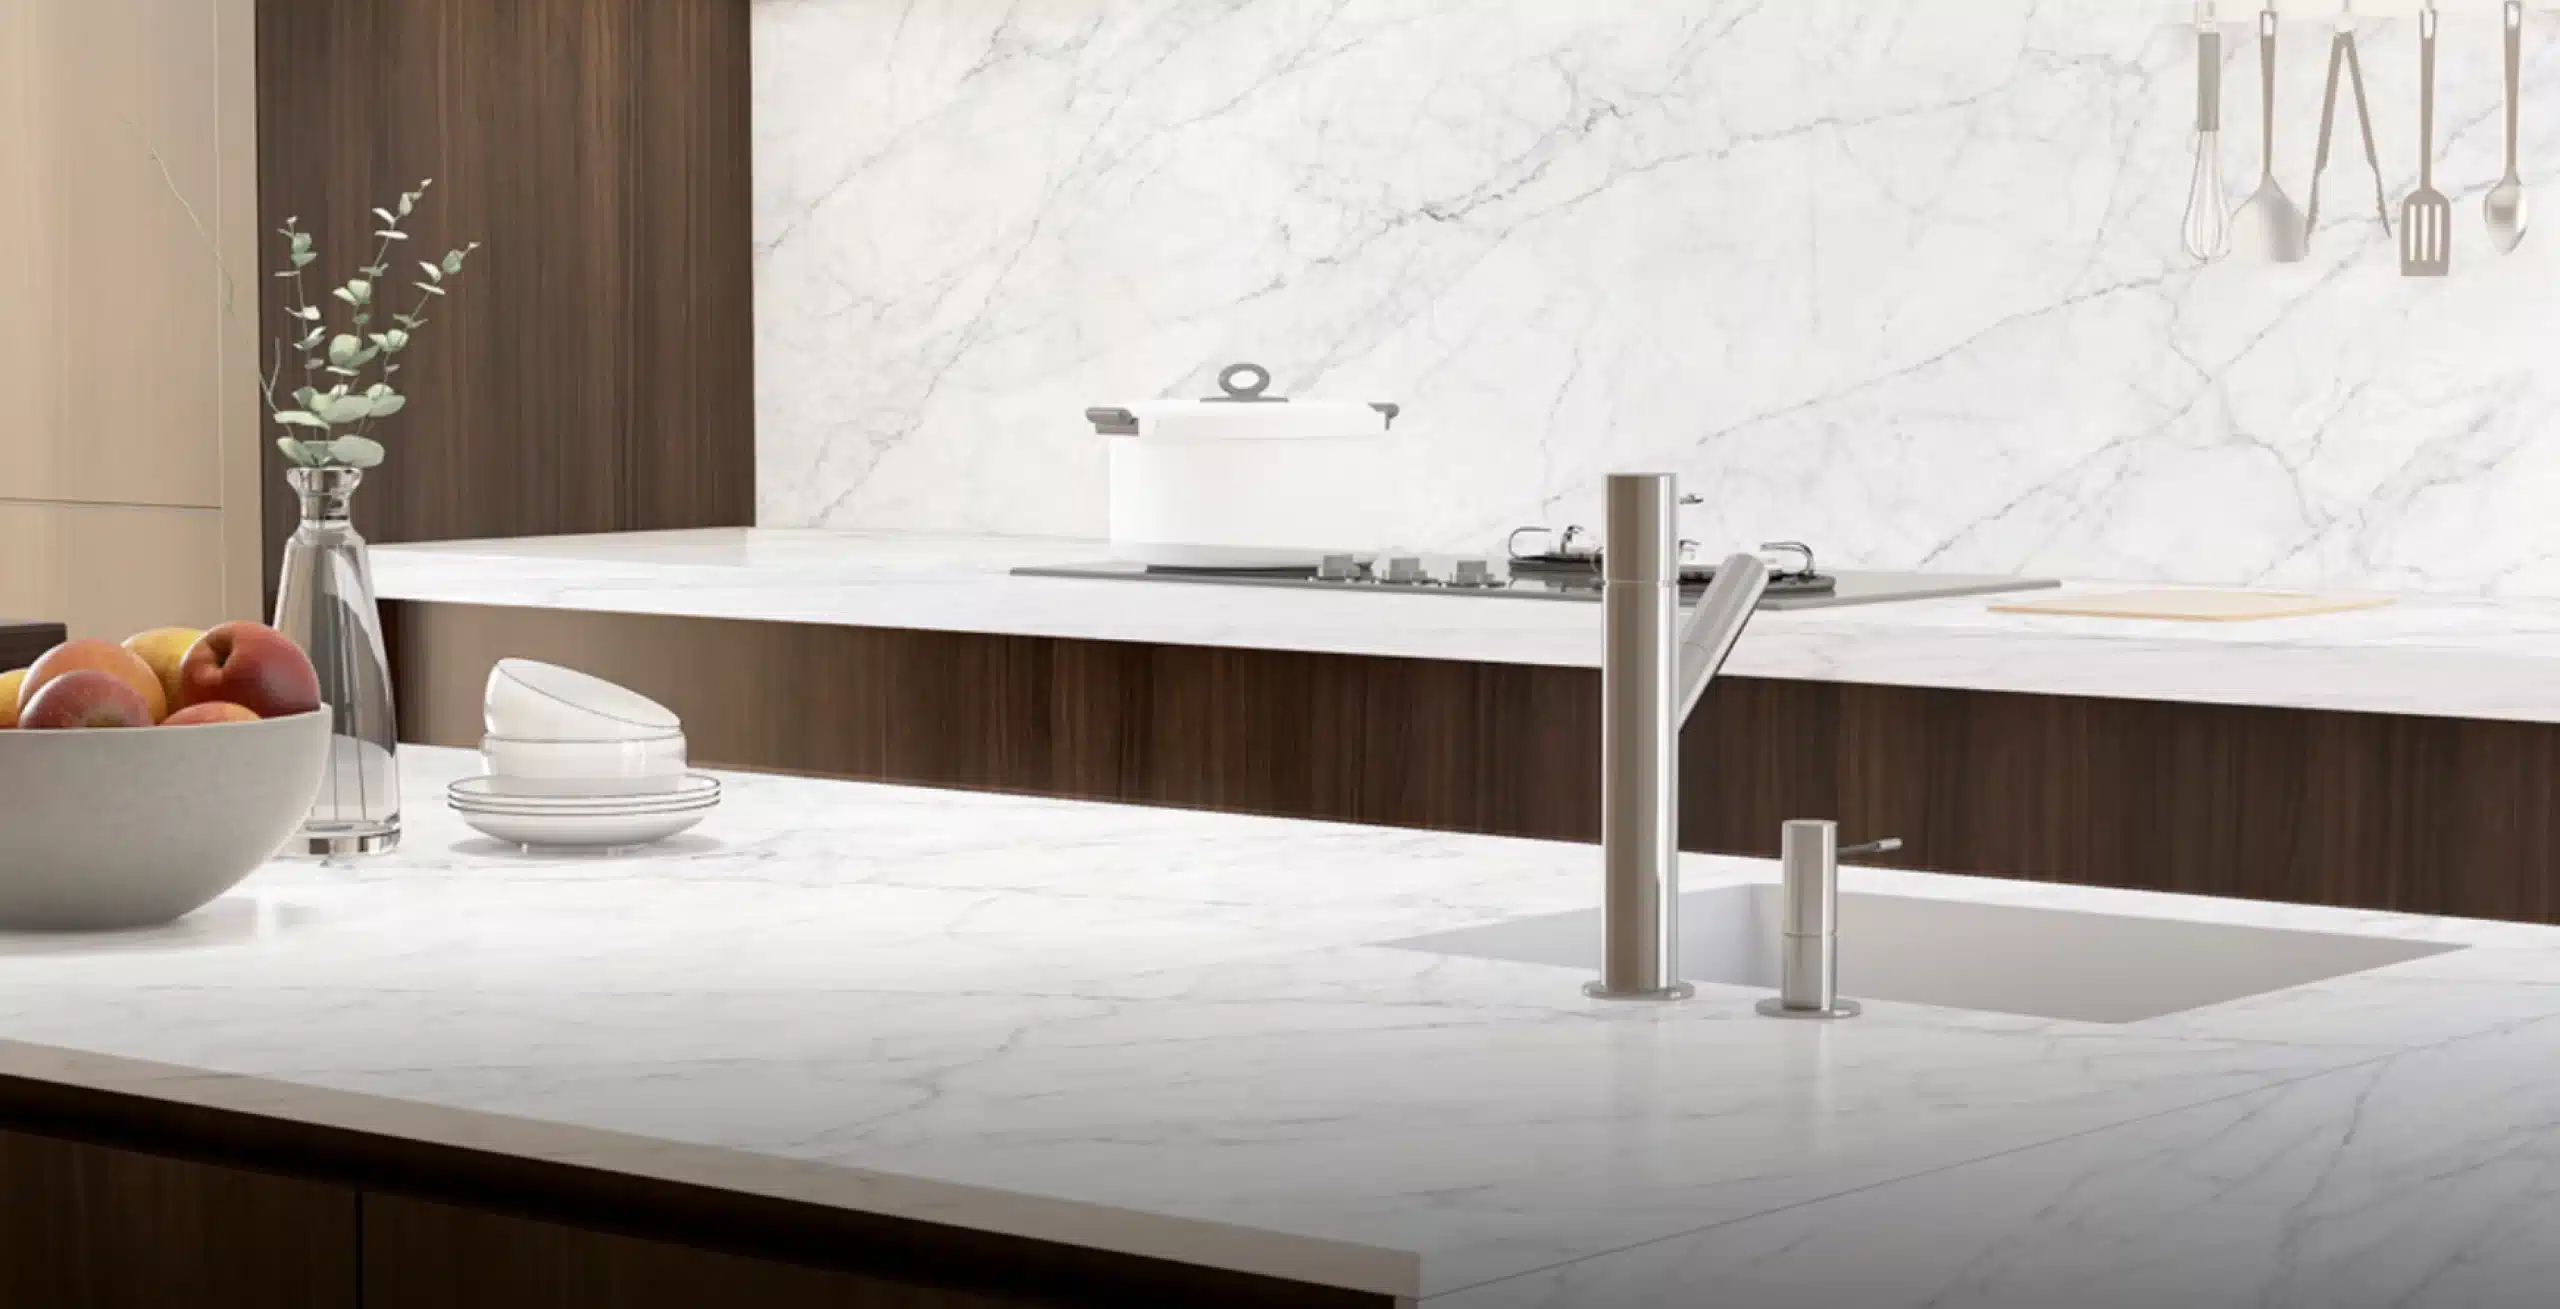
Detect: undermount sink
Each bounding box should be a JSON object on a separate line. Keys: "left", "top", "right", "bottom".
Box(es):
{"left": 1387, "top": 885, "right": 2460, "bottom": 1024}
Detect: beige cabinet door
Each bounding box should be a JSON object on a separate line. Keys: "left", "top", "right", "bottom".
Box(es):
{"left": 0, "top": 0, "right": 263, "bottom": 637}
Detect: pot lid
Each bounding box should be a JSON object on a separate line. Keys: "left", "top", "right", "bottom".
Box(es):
{"left": 1088, "top": 362, "right": 1400, "bottom": 440}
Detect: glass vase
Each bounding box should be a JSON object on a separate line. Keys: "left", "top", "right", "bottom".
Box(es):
{"left": 273, "top": 466, "right": 400, "bottom": 855}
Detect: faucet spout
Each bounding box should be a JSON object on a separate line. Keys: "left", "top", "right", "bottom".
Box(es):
{"left": 1675, "top": 553, "right": 1769, "bottom": 725}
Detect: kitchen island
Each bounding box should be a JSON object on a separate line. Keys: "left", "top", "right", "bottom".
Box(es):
{"left": 373, "top": 529, "right": 2560, "bottom": 926}
{"left": 6, "top": 751, "right": 2560, "bottom": 1307}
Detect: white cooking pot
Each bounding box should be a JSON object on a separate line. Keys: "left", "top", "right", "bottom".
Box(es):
{"left": 1088, "top": 363, "right": 1401, "bottom": 561}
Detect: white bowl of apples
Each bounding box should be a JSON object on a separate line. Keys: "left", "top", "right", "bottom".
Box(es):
{"left": 0, "top": 622, "right": 330, "bottom": 930}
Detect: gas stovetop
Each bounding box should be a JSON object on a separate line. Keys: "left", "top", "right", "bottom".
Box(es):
{"left": 1015, "top": 548, "right": 2059, "bottom": 612}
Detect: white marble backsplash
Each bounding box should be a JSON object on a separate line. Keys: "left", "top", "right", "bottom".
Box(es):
{"left": 755, "top": 0, "right": 2560, "bottom": 595}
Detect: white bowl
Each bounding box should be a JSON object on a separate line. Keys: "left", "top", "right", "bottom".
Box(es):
{"left": 0, "top": 711, "right": 330, "bottom": 930}
{"left": 480, "top": 733, "right": 686, "bottom": 797}
{"left": 483, "top": 659, "right": 682, "bottom": 742}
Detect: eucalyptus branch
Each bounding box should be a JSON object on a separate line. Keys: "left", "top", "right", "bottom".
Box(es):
{"left": 256, "top": 179, "right": 479, "bottom": 470}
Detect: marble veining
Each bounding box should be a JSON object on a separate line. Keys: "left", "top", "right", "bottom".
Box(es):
{"left": 372, "top": 528, "right": 2560, "bottom": 724}
{"left": 8, "top": 749, "right": 2560, "bottom": 1301}
{"left": 755, "top": 0, "right": 2560, "bottom": 598}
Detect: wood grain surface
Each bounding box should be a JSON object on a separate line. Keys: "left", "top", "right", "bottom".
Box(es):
{"left": 255, "top": 0, "right": 755, "bottom": 606}
{"left": 391, "top": 599, "right": 2560, "bottom": 925}
{"left": 0, "top": 1127, "right": 356, "bottom": 1308}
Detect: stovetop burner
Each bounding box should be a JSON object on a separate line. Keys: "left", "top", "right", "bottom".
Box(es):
{"left": 1500, "top": 535, "right": 1833, "bottom": 596}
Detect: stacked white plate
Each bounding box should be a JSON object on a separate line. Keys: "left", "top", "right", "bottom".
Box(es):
{"left": 447, "top": 660, "right": 719, "bottom": 850}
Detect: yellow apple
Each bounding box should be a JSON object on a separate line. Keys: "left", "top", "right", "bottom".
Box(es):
{"left": 0, "top": 669, "right": 23, "bottom": 728}
{"left": 122, "top": 627, "right": 203, "bottom": 719}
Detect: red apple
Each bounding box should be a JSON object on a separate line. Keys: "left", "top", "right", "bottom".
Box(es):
{"left": 162, "top": 701, "right": 260, "bottom": 727}
{"left": 176, "top": 622, "right": 322, "bottom": 719}
{"left": 19, "top": 669, "right": 153, "bottom": 730}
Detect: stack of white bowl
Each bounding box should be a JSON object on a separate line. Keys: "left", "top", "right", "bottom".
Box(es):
{"left": 446, "top": 660, "right": 719, "bottom": 850}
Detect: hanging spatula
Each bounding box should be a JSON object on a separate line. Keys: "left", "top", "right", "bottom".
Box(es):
{"left": 2401, "top": 2, "right": 2452, "bottom": 276}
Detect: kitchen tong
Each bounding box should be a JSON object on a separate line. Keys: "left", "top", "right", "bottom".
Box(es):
{"left": 2308, "top": 0, "right": 2392, "bottom": 238}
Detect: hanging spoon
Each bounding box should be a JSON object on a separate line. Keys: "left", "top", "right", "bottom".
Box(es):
{"left": 2234, "top": 2, "right": 2308, "bottom": 261}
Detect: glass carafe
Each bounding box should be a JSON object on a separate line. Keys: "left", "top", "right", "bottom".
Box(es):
{"left": 273, "top": 466, "right": 400, "bottom": 855}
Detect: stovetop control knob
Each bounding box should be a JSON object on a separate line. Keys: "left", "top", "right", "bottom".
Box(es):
{"left": 1318, "top": 553, "right": 1363, "bottom": 582}
{"left": 1452, "top": 558, "right": 1494, "bottom": 587}
{"left": 1384, "top": 555, "right": 1428, "bottom": 585}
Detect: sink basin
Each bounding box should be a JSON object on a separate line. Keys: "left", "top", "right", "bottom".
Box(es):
{"left": 1386, "top": 885, "right": 2460, "bottom": 1023}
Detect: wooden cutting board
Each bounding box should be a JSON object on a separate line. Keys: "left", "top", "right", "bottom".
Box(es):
{"left": 1988, "top": 590, "right": 2394, "bottom": 622}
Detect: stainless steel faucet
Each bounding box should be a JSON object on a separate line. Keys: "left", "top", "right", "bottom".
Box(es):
{"left": 1586, "top": 473, "right": 1769, "bottom": 1001}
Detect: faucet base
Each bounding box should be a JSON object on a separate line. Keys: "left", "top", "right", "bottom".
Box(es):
{"left": 1756, "top": 996, "right": 1863, "bottom": 1020}
{"left": 1584, "top": 981, "right": 1697, "bottom": 1003}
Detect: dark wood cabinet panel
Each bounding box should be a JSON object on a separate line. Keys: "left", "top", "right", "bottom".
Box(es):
{"left": 360, "top": 1193, "right": 1390, "bottom": 1309}
{"left": 0, "top": 620, "right": 65, "bottom": 671}
{"left": 0, "top": 1127, "right": 355, "bottom": 1308}
{"left": 363, "top": 1195, "right": 1041, "bottom": 1309}
{"left": 391, "top": 600, "right": 2560, "bottom": 925}
{"left": 254, "top": 0, "right": 754, "bottom": 605}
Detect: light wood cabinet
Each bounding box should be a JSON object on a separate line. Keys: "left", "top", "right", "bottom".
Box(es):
{"left": 0, "top": 0, "right": 263, "bottom": 638}
{"left": 0, "top": 503, "right": 236, "bottom": 638}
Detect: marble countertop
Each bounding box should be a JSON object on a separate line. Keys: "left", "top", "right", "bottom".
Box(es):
{"left": 371, "top": 528, "right": 2560, "bottom": 725}
{"left": 7, "top": 750, "right": 2560, "bottom": 1304}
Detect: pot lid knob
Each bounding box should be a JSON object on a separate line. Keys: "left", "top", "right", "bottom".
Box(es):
{"left": 1212, "top": 362, "right": 1279, "bottom": 403}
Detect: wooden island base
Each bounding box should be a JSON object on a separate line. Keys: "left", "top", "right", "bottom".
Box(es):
{"left": 388, "top": 600, "right": 2560, "bottom": 927}
{"left": 0, "top": 1069, "right": 1396, "bottom": 1309}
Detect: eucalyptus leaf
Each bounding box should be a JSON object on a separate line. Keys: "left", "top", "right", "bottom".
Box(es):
{"left": 346, "top": 278, "right": 372, "bottom": 304}
{"left": 293, "top": 386, "right": 319, "bottom": 407}
{"left": 298, "top": 306, "right": 322, "bottom": 321}
{"left": 327, "top": 334, "right": 363, "bottom": 366}
{"left": 275, "top": 436, "right": 310, "bottom": 463}
{"left": 314, "top": 393, "right": 373, "bottom": 424}
{"left": 413, "top": 282, "right": 445, "bottom": 297}
{"left": 273, "top": 411, "right": 330, "bottom": 429}
{"left": 325, "top": 366, "right": 360, "bottom": 378}
{"left": 442, "top": 249, "right": 469, "bottom": 274}
{"left": 419, "top": 262, "right": 443, "bottom": 283}
{"left": 331, "top": 287, "right": 357, "bottom": 305}
{"left": 373, "top": 208, "right": 397, "bottom": 225}
{"left": 374, "top": 229, "right": 410, "bottom": 241}
{"left": 330, "top": 436, "right": 387, "bottom": 468}
{"left": 367, "top": 394, "right": 407, "bottom": 418}
{"left": 397, "top": 194, "right": 415, "bottom": 216}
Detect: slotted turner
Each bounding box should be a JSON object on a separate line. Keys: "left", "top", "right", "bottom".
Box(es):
{"left": 2402, "top": 3, "right": 2452, "bottom": 276}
